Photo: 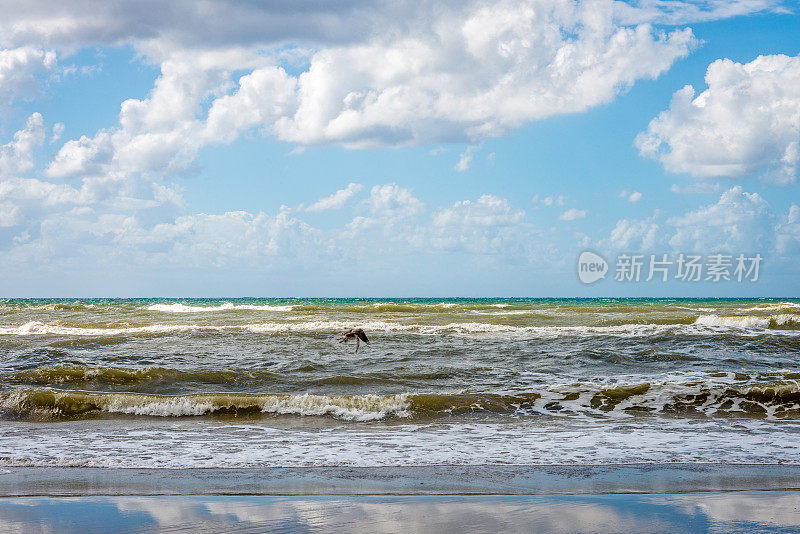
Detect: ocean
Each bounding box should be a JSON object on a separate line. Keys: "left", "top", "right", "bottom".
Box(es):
{"left": 1, "top": 297, "right": 799, "bottom": 468}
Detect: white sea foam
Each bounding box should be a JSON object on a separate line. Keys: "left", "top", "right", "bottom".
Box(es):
{"left": 147, "top": 302, "right": 295, "bottom": 313}
{"left": 0, "top": 321, "right": 213, "bottom": 336}
{"left": 743, "top": 302, "right": 800, "bottom": 312}
{"left": 1, "top": 417, "right": 798, "bottom": 468}
{"left": 106, "top": 398, "right": 216, "bottom": 417}
{"left": 3, "top": 318, "right": 799, "bottom": 338}
{"left": 675, "top": 306, "right": 721, "bottom": 313}
{"left": 0, "top": 389, "right": 411, "bottom": 422}
{"left": 259, "top": 393, "right": 410, "bottom": 422}
{"left": 694, "top": 314, "right": 800, "bottom": 329}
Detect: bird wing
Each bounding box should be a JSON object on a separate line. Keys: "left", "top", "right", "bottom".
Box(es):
{"left": 357, "top": 330, "right": 369, "bottom": 343}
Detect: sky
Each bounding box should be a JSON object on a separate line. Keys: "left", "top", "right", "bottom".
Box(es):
{"left": 0, "top": 0, "right": 798, "bottom": 297}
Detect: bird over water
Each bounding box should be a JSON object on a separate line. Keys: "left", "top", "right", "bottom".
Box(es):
{"left": 339, "top": 328, "right": 369, "bottom": 352}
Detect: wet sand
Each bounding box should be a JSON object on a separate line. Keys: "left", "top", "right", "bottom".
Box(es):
{"left": 2, "top": 492, "right": 800, "bottom": 533}
{"left": 2, "top": 463, "right": 800, "bottom": 496}
{"left": 2, "top": 465, "right": 800, "bottom": 532}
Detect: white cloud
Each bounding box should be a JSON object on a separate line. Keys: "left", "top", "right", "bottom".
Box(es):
{"left": 366, "top": 183, "right": 423, "bottom": 218}
{"left": 636, "top": 53, "right": 800, "bottom": 185}
{"left": 536, "top": 195, "right": 567, "bottom": 207}
{"left": 606, "top": 217, "right": 662, "bottom": 250}
{"left": 602, "top": 186, "right": 798, "bottom": 255}
{"left": 305, "top": 183, "right": 363, "bottom": 212}
{"left": 0, "top": 181, "right": 549, "bottom": 270}
{"left": 269, "top": 2, "right": 696, "bottom": 148}
{"left": 343, "top": 183, "right": 424, "bottom": 238}
{"left": 559, "top": 208, "right": 586, "bottom": 221}
{"left": 618, "top": 189, "right": 642, "bottom": 201}
{"left": 0, "top": 1, "right": 772, "bottom": 52}
{"left": 427, "top": 194, "right": 528, "bottom": 253}
{"left": 36, "top": 0, "right": 700, "bottom": 183}
{"left": 433, "top": 194, "right": 524, "bottom": 228}
{"left": 50, "top": 122, "right": 65, "bottom": 144}
{"left": 778, "top": 204, "right": 800, "bottom": 255}
{"left": 0, "top": 113, "right": 46, "bottom": 176}
{"left": 0, "top": 2, "right": 384, "bottom": 52}
{"left": 668, "top": 185, "right": 775, "bottom": 252}
{"left": 0, "top": 0, "right": 785, "bottom": 192}
{"left": 670, "top": 182, "right": 722, "bottom": 194}
{"left": 46, "top": 48, "right": 277, "bottom": 180}
{"left": 110, "top": 208, "right": 321, "bottom": 267}
{"left": 0, "top": 47, "right": 56, "bottom": 104}
{"left": 614, "top": 0, "right": 788, "bottom": 25}
{"left": 454, "top": 146, "right": 475, "bottom": 172}
{"left": 0, "top": 0, "right": 789, "bottom": 285}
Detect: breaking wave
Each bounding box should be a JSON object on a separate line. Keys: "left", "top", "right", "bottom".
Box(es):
{"left": 694, "top": 314, "right": 800, "bottom": 329}
{"left": 0, "top": 389, "right": 410, "bottom": 422}
{"left": 2, "top": 317, "right": 799, "bottom": 338}
{"left": 4, "top": 378, "right": 800, "bottom": 421}
{"left": 147, "top": 302, "right": 295, "bottom": 312}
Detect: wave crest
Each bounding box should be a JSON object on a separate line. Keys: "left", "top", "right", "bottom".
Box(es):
{"left": 2, "top": 317, "right": 800, "bottom": 338}
{"left": 694, "top": 314, "right": 800, "bottom": 329}
{"left": 0, "top": 389, "right": 410, "bottom": 422}
{"left": 147, "top": 302, "right": 295, "bottom": 313}
{"left": 4, "top": 379, "right": 800, "bottom": 421}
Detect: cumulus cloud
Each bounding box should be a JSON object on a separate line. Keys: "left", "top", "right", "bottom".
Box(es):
{"left": 0, "top": 1, "right": 383, "bottom": 53}
{"left": 426, "top": 194, "right": 528, "bottom": 253}
{"left": 0, "top": 1, "right": 773, "bottom": 52}
{"left": 0, "top": 113, "right": 46, "bottom": 176}
{"left": 433, "top": 194, "right": 524, "bottom": 228}
{"left": 343, "top": 183, "right": 424, "bottom": 238}
{"left": 46, "top": 48, "right": 277, "bottom": 180}
{"left": 0, "top": 0, "right": 788, "bottom": 284}
{"left": 366, "top": 183, "right": 423, "bottom": 218}
{"left": 606, "top": 217, "right": 662, "bottom": 251}
{"left": 559, "top": 208, "right": 587, "bottom": 221}
{"left": 110, "top": 208, "right": 321, "bottom": 267}
{"left": 602, "top": 186, "right": 798, "bottom": 255}
{"left": 636, "top": 53, "right": 800, "bottom": 185}
{"left": 270, "top": 2, "right": 696, "bottom": 148}
{"left": 33, "top": 0, "right": 703, "bottom": 184}
{"left": 0, "top": 180, "right": 549, "bottom": 271}
{"left": 668, "top": 186, "right": 775, "bottom": 252}
{"left": 0, "top": 47, "right": 56, "bottom": 104}
{"left": 305, "top": 183, "right": 363, "bottom": 212}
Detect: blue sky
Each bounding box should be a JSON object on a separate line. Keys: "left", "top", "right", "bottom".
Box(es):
{"left": 0, "top": 1, "right": 798, "bottom": 297}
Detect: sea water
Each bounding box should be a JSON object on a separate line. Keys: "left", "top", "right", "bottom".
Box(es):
{"left": 1, "top": 298, "right": 799, "bottom": 467}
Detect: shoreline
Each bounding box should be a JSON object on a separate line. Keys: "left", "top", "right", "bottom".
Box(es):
{"left": 3, "top": 463, "right": 800, "bottom": 496}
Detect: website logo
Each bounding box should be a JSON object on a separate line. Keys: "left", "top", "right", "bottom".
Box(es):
{"left": 577, "top": 251, "right": 608, "bottom": 284}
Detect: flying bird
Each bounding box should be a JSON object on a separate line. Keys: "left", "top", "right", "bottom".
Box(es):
{"left": 339, "top": 328, "right": 370, "bottom": 353}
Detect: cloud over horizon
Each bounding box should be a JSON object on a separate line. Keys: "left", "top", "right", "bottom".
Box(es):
{"left": 0, "top": 0, "right": 796, "bottom": 294}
